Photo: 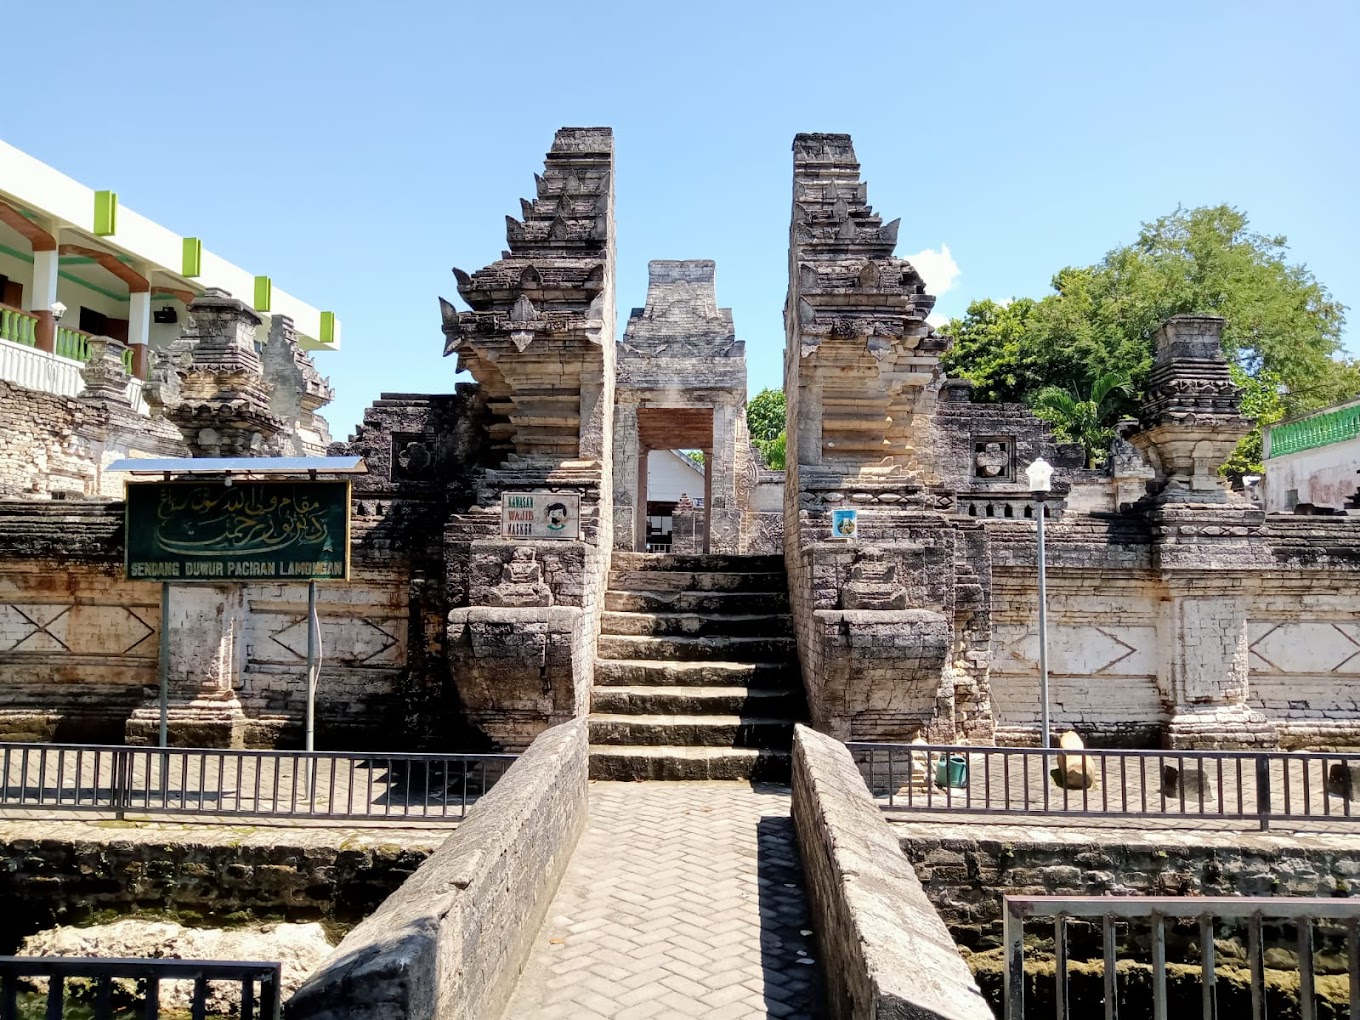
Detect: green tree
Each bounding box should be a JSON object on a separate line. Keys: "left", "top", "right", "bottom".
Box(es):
{"left": 746, "top": 387, "right": 787, "bottom": 469}
{"left": 1031, "top": 371, "right": 1134, "bottom": 467}
{"left": 942, "top": 205, "right": 1357, "bottom": 475}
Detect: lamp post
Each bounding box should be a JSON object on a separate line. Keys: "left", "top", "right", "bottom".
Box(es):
{"left": 1025, "top": 457, "right": 1053, "bottom": 749}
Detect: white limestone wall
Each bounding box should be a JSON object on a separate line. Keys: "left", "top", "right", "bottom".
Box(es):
{"left": 1263, "top": 438, "right": 1360, "bottom": 511}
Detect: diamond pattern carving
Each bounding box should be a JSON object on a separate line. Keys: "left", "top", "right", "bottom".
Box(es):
{"left": 1249, "top": 622, "right": 1360, "bottom": 675}
{"left": 0, "top": 603, "right": 154, "bottom": 655}
{"left": 267, "top": 615, "right": 402, "bottom": 666}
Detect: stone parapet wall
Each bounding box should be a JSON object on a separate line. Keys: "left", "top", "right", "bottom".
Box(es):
{"left": 0, "top": 503, "right": 420, "bottom": 747}
{"left": 0, "top": 819, "right": 435, "bottom": 954}
{"left": 790, "top": 725, "right": 992, "bottom": 1020}
{"left": 903, "top": 822, "right": 1360, "bottom": 949}
{"left": 0, "top": 379, "right": 185, "bottom": 499}
{"left": 287, "top": 719, "right": 589, "bottom": 1020}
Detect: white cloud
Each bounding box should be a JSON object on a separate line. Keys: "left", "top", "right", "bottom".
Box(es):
{"left": 904, "top": 243, "right": 960, "bottom": 297}
{"left": 926, "top": 312, "right": 950, "bottom": 328}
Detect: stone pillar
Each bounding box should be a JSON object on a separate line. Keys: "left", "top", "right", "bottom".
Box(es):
{"left": 612, "top": 402, "right": 639, "bottom": 551}
{"left": 708, "top": 401, "right": 742, "bottom": 553}
{"left": 672, "top": 494, "right": 702, "bottom": 554}
{"left": 127, "top": 290, "right": 151, "bottom": 379}
{"left": 1160, "top": 585, "right": 1277, "bottom": 749}
{"left": 702, "top": 450, "right": 713, "bottom": 553}
{"left": 125, "top": 584, "right": 249, "bottom": 748}
{"left": 27, "top": 248, "right": 59, "bottom": 353}
{"left": 637, "top": 447, "right": 649, "bottom": 552}
{"left": 78, "top": 336, "right": 131, "bottom": 403}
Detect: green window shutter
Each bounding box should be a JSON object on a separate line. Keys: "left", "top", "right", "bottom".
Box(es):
{"left": 181, "top": 238, "right": 202, "bottom": 277}
{"left": 319, "top": 311, "right": 336, "bottom": 344}
{"left": 94, "top": 191, "right": 118, "bottom": 236}
{"left": 253, "top": 276, "right": 272, "bottom": 312}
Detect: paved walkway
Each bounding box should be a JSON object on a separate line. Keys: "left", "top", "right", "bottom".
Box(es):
{"left": 501, "top": 782, "right": 825, "bottom": 1020}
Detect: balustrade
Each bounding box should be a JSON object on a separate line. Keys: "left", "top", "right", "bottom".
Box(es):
{"left": 0, "top": 303, "right": 37, "bottom": 347}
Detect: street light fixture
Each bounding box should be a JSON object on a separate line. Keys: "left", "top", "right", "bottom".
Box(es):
{"left": 1025, "top": 457, "right": 1053, "bottom": 749}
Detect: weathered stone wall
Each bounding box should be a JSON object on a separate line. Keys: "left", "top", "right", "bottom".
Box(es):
{"left": 441, "top": 128, "right": 617, "bottom": 752}
{"left": 791, "top": 725, "right": 993, "bottom": 1020}
{"left": 0, "top": 819, "right": 435, "bottom": 954}
{"left": 903, "top": 823, "right": 1360, "bottom": 949}
{"left": 287, "top": 719, "right": 588, "bottom": 1020}
{"left": 983, "top": 514, "right": 1360, "bottom": 748}
{"left": 0, "top": 379, "right": 185, "bottom": 499}
{"left": 0, "top": 380, "right": 496, "bottom": 749}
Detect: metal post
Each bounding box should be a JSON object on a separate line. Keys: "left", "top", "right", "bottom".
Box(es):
{"left": 1036, "top": 495, "right": 1051, "bottom": 748}
{"left": 305, "top": 581, "right": 318, "bottom": 755}
{"left": 158, "top": 583, "right": 170, "bottom": 748}
{"left": 305, "top": 581, "right": 319, "bottom": 797}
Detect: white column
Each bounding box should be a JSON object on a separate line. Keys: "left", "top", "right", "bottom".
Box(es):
{"left": 27, "top": 249, "right": 59, "bottom": 313}
{"left": 128, "top": 290, "right": 151, "bottom": 378}
{"left": 128, "top": 291, "right": 151, "bottom": 345}
{"left": 27, "top": 248, "right": 60, "bottom": 353}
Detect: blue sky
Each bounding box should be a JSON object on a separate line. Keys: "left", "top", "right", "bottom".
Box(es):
{"left": 5, "top": 0, "right": 1357, "bottom": 436}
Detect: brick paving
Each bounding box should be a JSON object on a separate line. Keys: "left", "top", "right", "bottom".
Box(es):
{"left": 501, "top": 781, "right": 825, "bottom": 1020}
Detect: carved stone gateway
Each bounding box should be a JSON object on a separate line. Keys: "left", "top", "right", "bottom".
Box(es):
{"left": 442, "top": 128, "right": 617, "bottom": 751}
{"left": 5, "top": 127, "right": 1360, "bottom": 756}
{"left": 611, "top": 260, "right": 759, "bottom": 554}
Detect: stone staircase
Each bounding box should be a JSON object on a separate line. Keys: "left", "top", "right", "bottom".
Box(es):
{"left": 588, "top": 552, "right": 805, "bottom": 781}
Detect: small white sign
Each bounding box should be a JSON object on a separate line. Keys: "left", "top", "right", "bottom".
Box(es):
{"left": 501, "top": 492, "right": 581, "bottom": 540}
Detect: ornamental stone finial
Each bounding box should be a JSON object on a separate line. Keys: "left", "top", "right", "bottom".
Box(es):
{"left": 1130, "top": 314, "right": 1250, "bottom": 501}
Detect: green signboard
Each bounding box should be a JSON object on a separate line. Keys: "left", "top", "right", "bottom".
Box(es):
{"left": 125, "top": 480, "right": 351, "bottom": 582}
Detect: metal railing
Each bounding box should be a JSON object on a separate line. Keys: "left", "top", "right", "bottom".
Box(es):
{"left": 1003, "top": 895, "right": 1360, "bottom": 1020}
{"left": 0, "top": 742, "right": 517, "bottom": 823}
{"left": 848, "top": 741, "right": 1360, "bottom": 831}
{"left": 0, "top": 955, "right": 280, "bottom": 1020}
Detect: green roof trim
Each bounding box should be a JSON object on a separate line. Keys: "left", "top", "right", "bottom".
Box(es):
{"left": 1268, "top": 405, "right": 1360, "bottom": 458}
{"left": 182, "top": 237, "right": 202, "bottom": 278}
{"left": 94, "top": 191, "right": 118, "bottom": 236}
{"left": 319, "top": 311, "right": 336, "bottom": 344}
{"left": 253, "top": 276, "right": 271, "bottom": 312}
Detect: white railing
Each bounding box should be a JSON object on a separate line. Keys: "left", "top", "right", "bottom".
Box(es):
{"left": 0, "top": 337, "right": 149, "bottom": 414}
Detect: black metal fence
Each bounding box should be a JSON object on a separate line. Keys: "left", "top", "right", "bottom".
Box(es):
{"left": 0, "top": 956, "right": 281, "bottom": 1020}
{"left": 1003, "top": 895, "right": 1360, "bottom": 1020}
{"left": 848, "top": 741, "right": 1360, "bottom": 831}
{"left": 0, "top": 742, "right": 518, "bottom": 823}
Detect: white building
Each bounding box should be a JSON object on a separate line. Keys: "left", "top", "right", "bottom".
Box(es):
{"left": 0, "top": 140, "right": 338, "bottom": 410}
{"left": 1262, "top": 397, "right": 1360, "bottom": 511}
{"left": 643, "top": 449, "right": 705, "bottom": 550}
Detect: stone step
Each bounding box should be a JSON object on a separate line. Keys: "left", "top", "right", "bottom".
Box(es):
{"left": 594, "top": 659, "right": 801, "bottom": 688}
{"left": 604, "top": 590, "right": 789, "bottom": 614}
{"left": 610, "top": 552, "right": 785, "bottom": 574}
{"left": 596, "top": 634, "right": 798, "bottom": 663}
{"left": 608, "top": 570, "right": 787, "bottom": 594}
{"left": 588, "top": 745, "right": 791, "bottom": 782}
{"left": 599, "top": 611, "right": 793, "bottom": 639}
{"left": 591, "top": 685, "right": 802, "bottom": 716}
{"left": 588, "top": 713, "right": 794, "bottom": 749}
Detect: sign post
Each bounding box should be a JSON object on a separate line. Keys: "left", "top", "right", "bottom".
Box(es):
{"left": 158, "top": 583, "right": 170, "bottom": 750}
{"left": 114, "top": 458, "right": 362, "bottom": 763}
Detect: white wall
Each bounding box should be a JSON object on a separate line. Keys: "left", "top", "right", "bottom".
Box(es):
{"left": 1264, "top": 438, "right": 1360, "bottom": 511}
{"left": 646, "top": 450, "right": 705, "bottom": 503}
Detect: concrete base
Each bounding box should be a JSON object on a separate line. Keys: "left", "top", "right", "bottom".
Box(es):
{"left": 1166, "top": 704, "right": 1280, "bottom": 750}
{"left": 124, "top": 697, "right": 249, "bottom": 748}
